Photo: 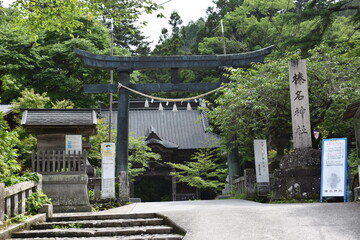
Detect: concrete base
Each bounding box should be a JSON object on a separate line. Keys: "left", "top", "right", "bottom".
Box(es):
{"left": 42, "top": 174, "right": 92, "bottom": 213}
{"left": 118, "top": 171, "right": 130, "bottom": 203}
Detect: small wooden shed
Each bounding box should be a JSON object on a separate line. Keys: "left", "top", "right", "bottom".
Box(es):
{"left": 21, "top": 109, "right": 98, "bottom": 212}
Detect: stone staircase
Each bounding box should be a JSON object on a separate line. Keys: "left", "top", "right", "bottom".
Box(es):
{"left": 10, "top": 213, "right": 185, "bottom": 239}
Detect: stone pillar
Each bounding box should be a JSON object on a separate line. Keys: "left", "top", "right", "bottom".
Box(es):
{"left": 0, "top": 183, "right": 5, "bottom": 224}
{"left": 116, "top": 71, "right": 130, "bottom": 201}
{"left": 116, "top": 71, "right": 130, "bottom": 173}
{"left": 228, "top": 145, "right": 240, "bottom": 177}
{"left": 227, "top": 137, "right": 241, "bottom": 191}
{"left": 118, "top": 171, "right": 129, "bottom": 203}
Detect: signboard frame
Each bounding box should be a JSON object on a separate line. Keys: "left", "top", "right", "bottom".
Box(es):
{"left": 320, "top": 138, "right": 348, "bottom": 202}
{"left": 253, "top": 139, "right": 270, "bottom": 195}
{"left": 101, "top": 142, "right": 116, "bottom": 199}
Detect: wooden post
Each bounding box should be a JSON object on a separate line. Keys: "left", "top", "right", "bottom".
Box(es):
{"left": 288, "top": 60, "right": 312, "bottom": 149}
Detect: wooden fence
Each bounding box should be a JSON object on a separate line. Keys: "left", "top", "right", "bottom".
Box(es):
{"left": 32, "top": 150, "right": 87, "bottom": 174}
{"left": 0, "top": 179, "right": 41, "bottom": 222}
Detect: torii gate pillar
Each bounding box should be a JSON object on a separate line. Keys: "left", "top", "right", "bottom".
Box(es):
{"left": 117, "top": 71, "right": 130, "bottom": 202}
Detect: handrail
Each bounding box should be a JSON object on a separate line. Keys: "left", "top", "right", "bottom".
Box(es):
{"left": 0, "top": 178, "right": 42, "bottom": 222}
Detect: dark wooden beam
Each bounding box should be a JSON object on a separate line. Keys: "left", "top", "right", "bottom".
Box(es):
{"left": 75, "top": 46, "right": 274, "bottom": 71}
{"left": 83, "top": 82, "right": 222, "bottom": 94}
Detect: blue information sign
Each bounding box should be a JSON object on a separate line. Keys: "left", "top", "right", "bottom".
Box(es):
{"left": 320, "top": 138, "right": 348, "bottom": 202}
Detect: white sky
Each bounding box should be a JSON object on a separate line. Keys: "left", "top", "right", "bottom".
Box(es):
{"left": 2, "top": 0, "right": 215, "bottom": 48}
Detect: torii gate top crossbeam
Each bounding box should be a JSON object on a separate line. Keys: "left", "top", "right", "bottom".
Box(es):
{"left": 74, "top": 46, "right": 274, "bottom": 71}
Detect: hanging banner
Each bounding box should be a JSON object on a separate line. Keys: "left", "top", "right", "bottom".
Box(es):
{"left": 320, "top": 138, "right": 347, "bottom": 202}
{"left": 65, "top": 135, "right": 82, "bottom": 153}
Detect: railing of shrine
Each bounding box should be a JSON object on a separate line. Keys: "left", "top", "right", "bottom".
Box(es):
{"left": 0, "top": 178, "right": 42, "bottom": 221}
{"left": 232, "top": 169, "right": 256, "bottom": 195}
{"left": 32, "top": 150, "right": 87, "bottom": 174}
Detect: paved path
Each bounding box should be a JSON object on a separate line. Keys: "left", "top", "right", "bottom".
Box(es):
{"left": 102, "top": 199, "right": 360, "bottom": 240}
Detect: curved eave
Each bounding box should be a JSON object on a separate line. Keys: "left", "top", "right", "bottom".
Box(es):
{"left": 74, "top": 45, "right": 274, "bottom": 71}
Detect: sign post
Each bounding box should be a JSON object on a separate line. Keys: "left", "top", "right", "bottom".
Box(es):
{"left": 254, "top": 140, "right": 270, "bottom": 195}
{"left": 320, "top": 138, "right": 348, "bottom": 202}
{"left": 288, "top": 60, "right": 312, "bottom": 149}
{"left": 101, "top": 143, "right": 116, "bottom": 199}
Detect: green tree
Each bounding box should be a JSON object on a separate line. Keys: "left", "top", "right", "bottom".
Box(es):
{"left": 167, "top": 148, "right": 227, "bottom": 199}
{"left": 0, "top": 111, "right": 20, "bottom": 179}
{"left": 153, "top": 11, "right": 184, "bottom": 55}
{"left": 12, "top": 0, "right": 161, "bottom": 40}
{"left": 206, "top": 43, "right": 360, "bottom": 164}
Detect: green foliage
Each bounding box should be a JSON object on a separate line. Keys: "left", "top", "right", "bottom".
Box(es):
{"left": 12, "top": 0, "right": 161, "bottom": 40}
{"left": 25, "top": 189, "right": 52, "bottom": 215}
{"left": 11, "top": 88, "right": 51, "bottom": 114}
{"left": 2, "top": 172, "right": 40, "bottom": 187}
{"left": 206, "top": 43, "right": 360, "bottom": 162}
{"left": 167, "top": 148, "right": 227, "bottom": 196}
{"left": 0, "top": 214, "right": 29, "bottom": 229}
{"left": 91, "top": 200, "right": 123, "bottom": 212}
{"left": 128, "top": 133, "right": 161, "bottom": 180}
{"left": 0, "top": 112, "right": 20, "bottom": 179}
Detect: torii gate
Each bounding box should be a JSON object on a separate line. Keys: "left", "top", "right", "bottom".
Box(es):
{"left": 75, "top": 46, "right": 274, "bottom": 201}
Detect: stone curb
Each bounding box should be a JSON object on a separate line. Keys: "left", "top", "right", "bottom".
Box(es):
{"left": 0, "top": 214, "right": 46, "bottom": 240}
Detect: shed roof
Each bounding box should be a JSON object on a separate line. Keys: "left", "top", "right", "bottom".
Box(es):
{"left": 0, "top": 104, "right": 12, "bottom": 115}
{"left": 343, "top": 101, "right": 360, "bottom": 120}
{"left": 21, "top": 109, "right": 97, "bottom": 126}
{"left": 129, "top": 109, "right": 220, "bottom": 150}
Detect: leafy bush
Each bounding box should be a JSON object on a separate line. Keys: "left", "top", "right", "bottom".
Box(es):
{"left": 2, "top": 172, "right": 40, "bottom": 187}
{"left": 25, "top": 190, "right": 52, "bottom": 215}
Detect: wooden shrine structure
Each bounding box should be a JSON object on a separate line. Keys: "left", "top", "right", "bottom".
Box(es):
{"left": 75, "top": 46, "right": 274, "bottom": 201}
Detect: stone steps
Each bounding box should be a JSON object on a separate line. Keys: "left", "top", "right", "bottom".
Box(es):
{"left": 10, "top": 213, "right": 184, "bottom": 240}
{"left": 30, "top": 218, "right": 165, "bottom": 229}
{"left": 11, "top": 234, "right": 183, "bottom": 240}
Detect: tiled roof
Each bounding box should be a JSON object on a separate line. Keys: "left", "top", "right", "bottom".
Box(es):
{"left": 129, "top": 109, "right": 220, "bottom": 149}
{"left": 21, "top": 109, "right": 97, "bottom": 126}
{"left": 0, "top": 105, "right": 12, "bottom": 115}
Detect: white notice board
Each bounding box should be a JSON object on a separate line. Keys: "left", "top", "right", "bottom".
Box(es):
{"left": 253, "top": 140, "right": 270, "bottom": 183}
{"left": 65, "top": 135, "right": 82, "bottom": 153}
{"left": 101, "top": 143, "right": 116, "bottom": 199}
{"left": 321, "top": 138, "right": 347, "bottom": 202}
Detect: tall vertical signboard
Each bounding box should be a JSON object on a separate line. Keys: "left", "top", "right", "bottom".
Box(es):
{"left": 288, "top": 60, "right": 312, "bottom": 149}
{"left": 321, "top": 138, "right": 347, "bottom": 202}
{"left": 101, "top": 143, "right": 116, "bottom": 199}
{"left": 254, "top": 140, "right": 270, "bottom": 194}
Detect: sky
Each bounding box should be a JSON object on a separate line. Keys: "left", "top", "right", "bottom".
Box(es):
{"left": 2, "top": 0, "right": 215, "bottom": 48}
